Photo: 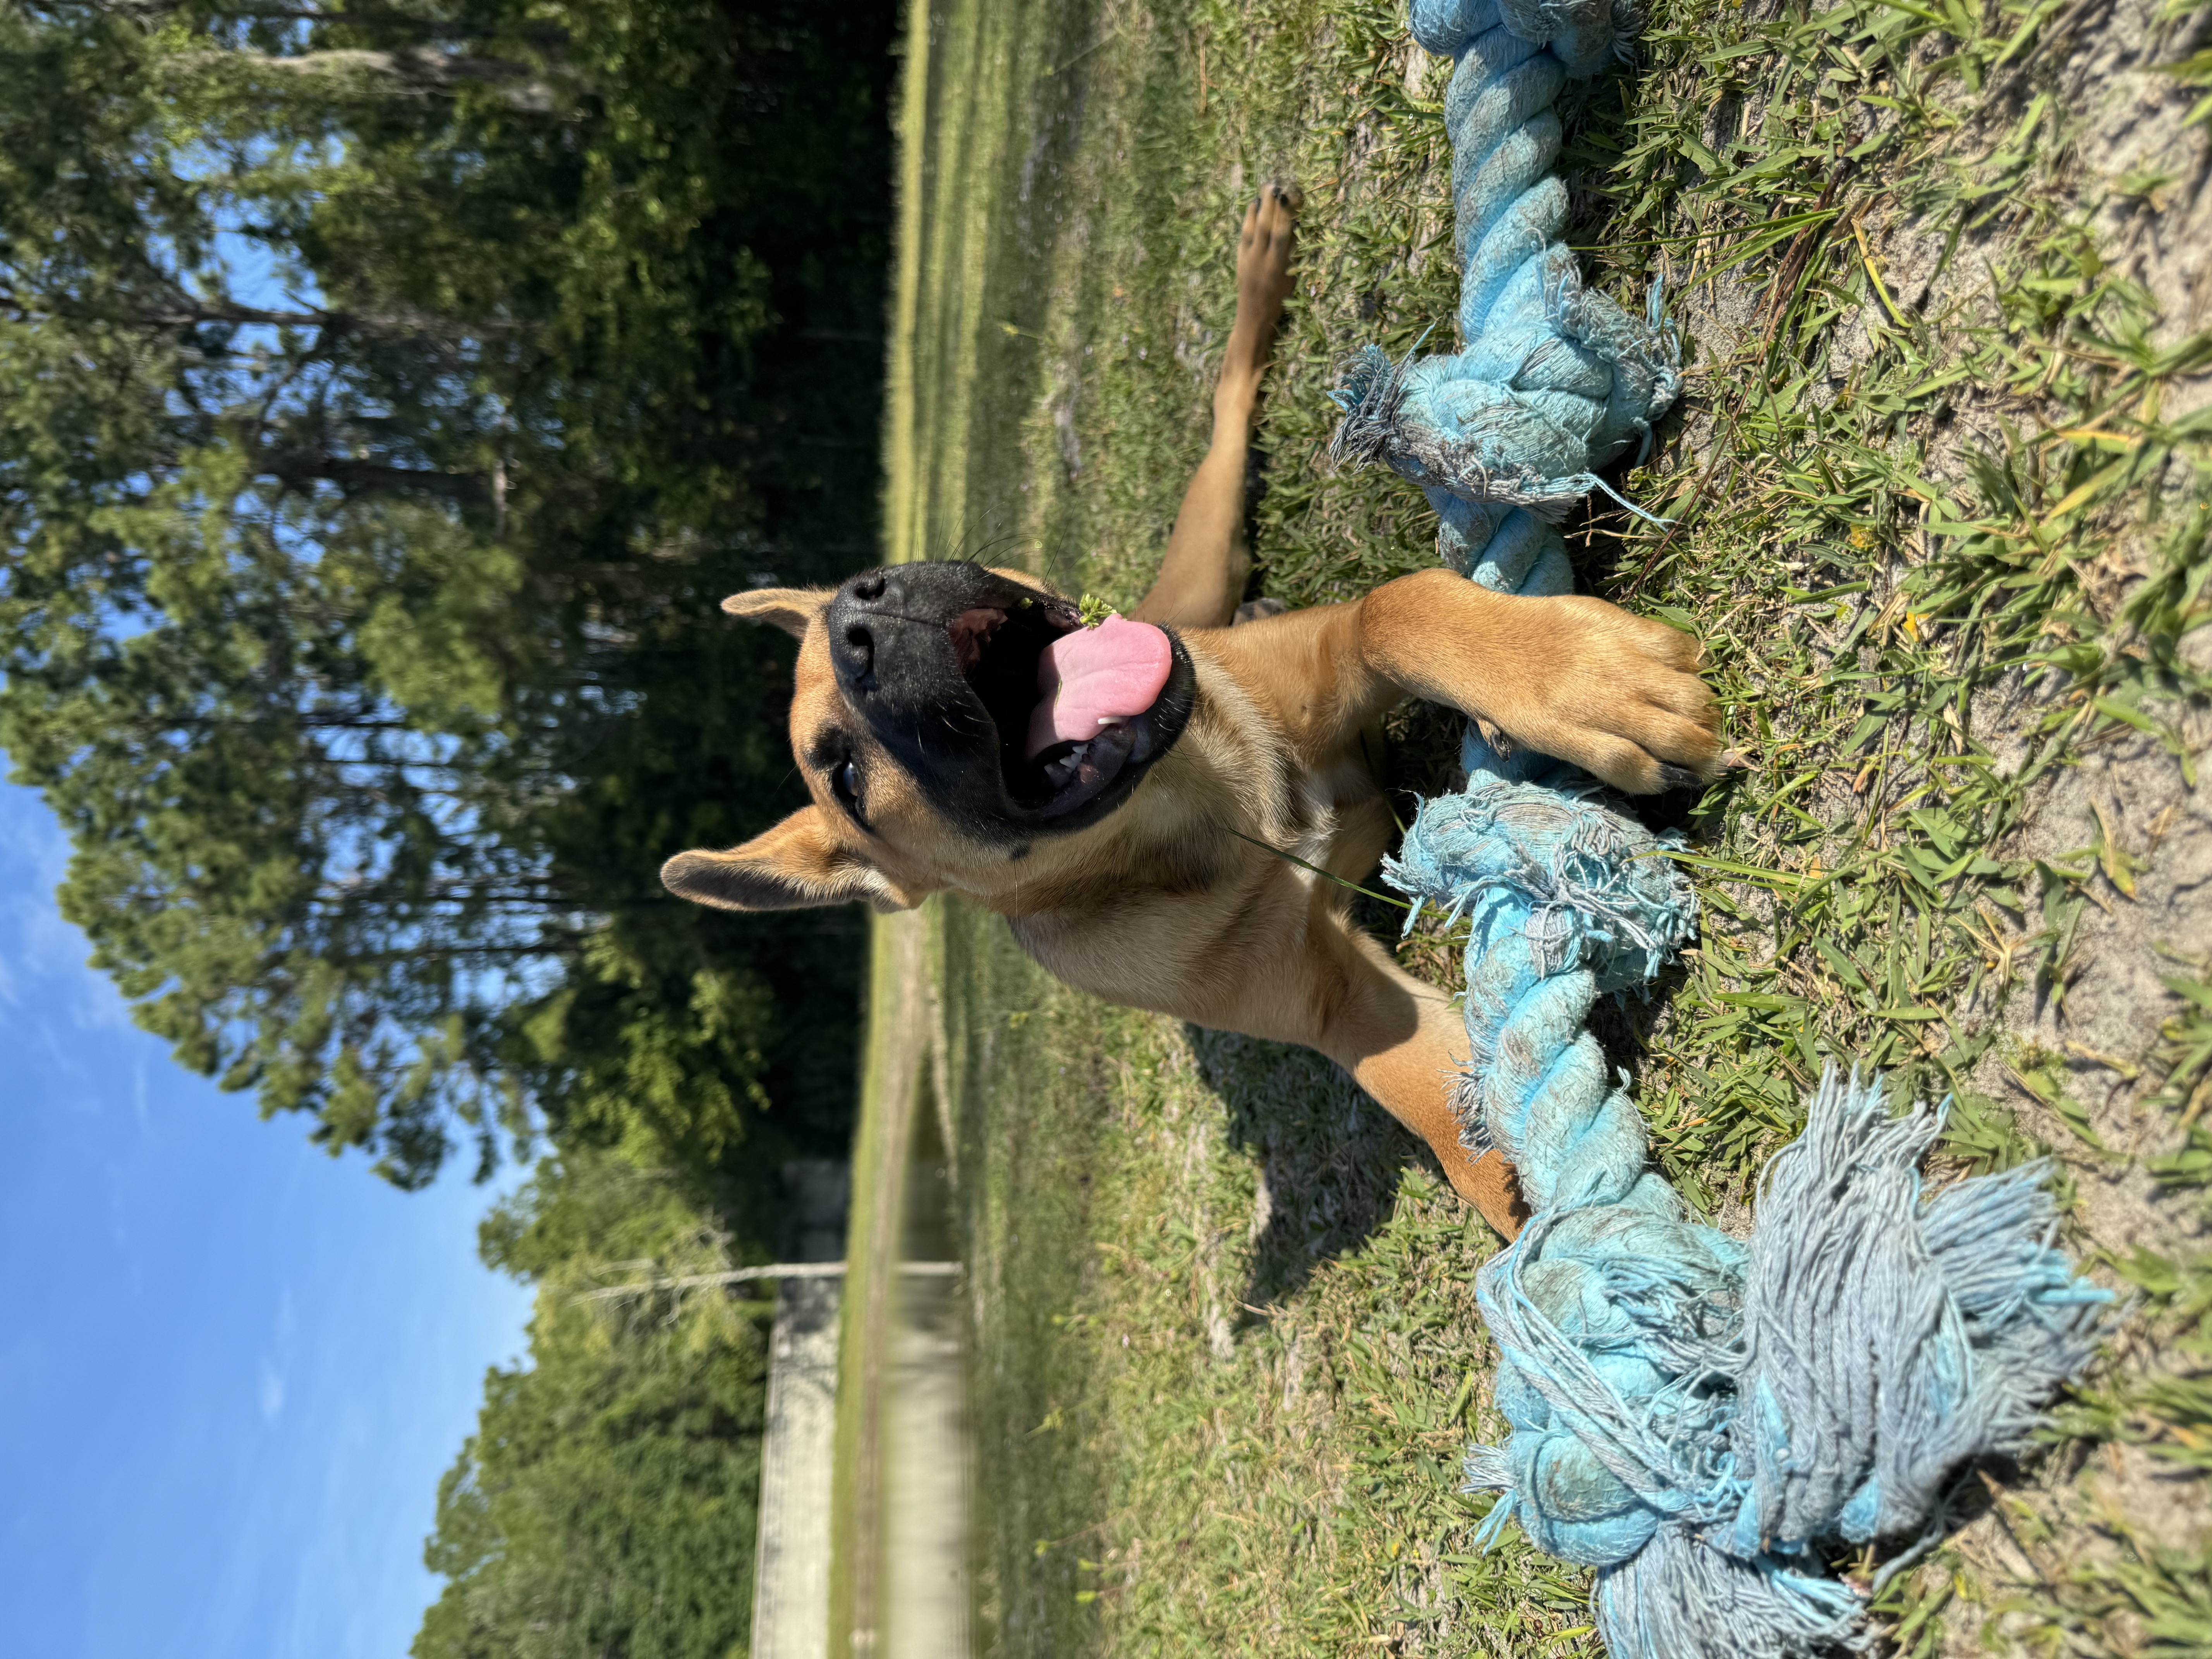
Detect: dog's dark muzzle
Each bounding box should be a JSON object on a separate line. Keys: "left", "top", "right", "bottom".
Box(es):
{"left": 825, "top": 562, "right": 1195, "bottom": 844}
{"left": 826, "top": 564, "right": 1003, "bottom": 704}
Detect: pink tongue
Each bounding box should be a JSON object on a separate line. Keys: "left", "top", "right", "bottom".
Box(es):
{"left": 1025, "top": 615, "right": 1173, "bottom": 758}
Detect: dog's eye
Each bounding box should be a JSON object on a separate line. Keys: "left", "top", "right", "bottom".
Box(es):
{"left": 830, "top": 757, "right": 863, "bottom": 816}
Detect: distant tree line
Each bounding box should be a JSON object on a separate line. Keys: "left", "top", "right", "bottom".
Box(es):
{"left": 417, "top": 1150, "right": 776, "bottom": 1659}
{"left": 1, "top": 0, "right": 900, "bottom": 1649}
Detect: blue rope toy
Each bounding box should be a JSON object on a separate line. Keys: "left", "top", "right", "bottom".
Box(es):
{"left": 1333, "top": 2, "right": 2109, "bottom": 1653}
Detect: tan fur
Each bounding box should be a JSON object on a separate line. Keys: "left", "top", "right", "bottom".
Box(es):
{"left": 662, "top": 189, "right": 1723, "bottom": 1238}
{"left": 721, "top": 585, "right": 835, "bottom": 638}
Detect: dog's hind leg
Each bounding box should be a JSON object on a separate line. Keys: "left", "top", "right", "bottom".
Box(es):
{"left": 1132, "top": 185, "right": 1299, "bottom": 630}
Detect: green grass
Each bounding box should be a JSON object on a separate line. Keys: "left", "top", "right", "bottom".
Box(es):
{"left": 879, "top": 0, "right": 2212, "bottom": 1648}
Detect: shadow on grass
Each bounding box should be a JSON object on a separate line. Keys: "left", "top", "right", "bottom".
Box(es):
{"left": 1188, "top": 1025, "right": 1436, "bottom": 1317}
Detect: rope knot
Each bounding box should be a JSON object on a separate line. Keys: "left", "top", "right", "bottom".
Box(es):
{"left": 1459, "top": 1073, "right": 2106, "bottom": 1659}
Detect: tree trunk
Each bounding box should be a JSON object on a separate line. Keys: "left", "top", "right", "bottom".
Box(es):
{"left": 263, "top": 450, "right": 490, "bottom": 506}
{"left": 175, "top": 45, "right": 568, "bottom": 112}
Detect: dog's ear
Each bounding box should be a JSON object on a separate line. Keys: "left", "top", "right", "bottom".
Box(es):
{"left": 661, "top": 807, "right": 915, "bottom": 914}
{"left": 721, "top": 586, "right": 832, "bottom": 639}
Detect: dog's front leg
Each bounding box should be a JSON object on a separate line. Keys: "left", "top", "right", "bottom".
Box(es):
{"left": 1133, "top": 185, "right": 1299, "bottom": 629}
{"left": 1359, "top": 568, "right": 1726, "bottom": 791}
{"left": 1213, "top": 568, "right": 1726, "bottom": 793}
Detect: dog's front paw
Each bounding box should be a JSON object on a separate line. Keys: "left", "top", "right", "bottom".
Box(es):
{"left": 1221, "top": 185, "right": 1298, "bottom": 397}
{"left": 1514, "top": 597, "right": 1727, "bottom": 794}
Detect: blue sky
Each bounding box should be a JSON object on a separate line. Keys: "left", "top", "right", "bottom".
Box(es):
{"left": 0, "top": 775, "right": 534, "bottom": 1658}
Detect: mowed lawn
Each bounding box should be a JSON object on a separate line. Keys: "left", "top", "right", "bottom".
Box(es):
{"left": 876, "top": 0, "right": 2212, "bottom": 1651}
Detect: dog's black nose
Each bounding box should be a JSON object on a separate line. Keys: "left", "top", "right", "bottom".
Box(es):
{"left": 836, "top": 617, "right": 875, "bottom": 687}
{"left": 828, "top": 562, "right": 1011, "bottom": 704}
{"left": 831, "top": 568, "right": 907, "bottom": 693}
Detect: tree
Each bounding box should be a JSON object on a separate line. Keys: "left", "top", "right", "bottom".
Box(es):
{"left": 416, "top": 1150, "right": 772, "bottom": 1659}
{"left": 0, "top": 0, "right": 895, "bottom": 1190}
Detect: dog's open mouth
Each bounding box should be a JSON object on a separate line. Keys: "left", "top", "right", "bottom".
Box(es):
{"left": 949, "top": 598, "right": 1175, "bottom": 818}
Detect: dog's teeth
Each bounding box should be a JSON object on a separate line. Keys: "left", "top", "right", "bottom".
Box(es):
{"left": 1042, "top": 742, "right": 1090, "bottom": 790}
{"left": 1048, "top": 743, "right": 1092, "bottom": 787}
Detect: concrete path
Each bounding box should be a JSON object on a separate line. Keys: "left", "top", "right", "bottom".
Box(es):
{"left": 752, "top": 1274, "right": 843, "bottom": 1659}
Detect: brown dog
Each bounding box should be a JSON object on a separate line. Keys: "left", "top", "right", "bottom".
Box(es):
{"left": 661, "top": 189, "right": 1722, "bottom": 1238}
